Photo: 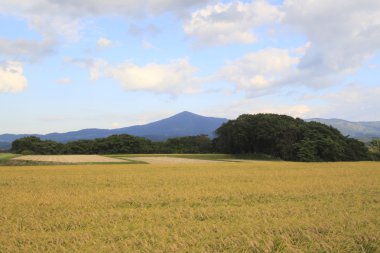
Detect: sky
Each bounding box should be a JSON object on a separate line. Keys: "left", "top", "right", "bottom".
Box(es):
{"left": 0, "top": 0, "right": 380, "bottom": 134}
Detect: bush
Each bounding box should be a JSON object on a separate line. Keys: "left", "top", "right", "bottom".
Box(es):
{"left": 21, "top": 150, "right": 35, "bottom": 155}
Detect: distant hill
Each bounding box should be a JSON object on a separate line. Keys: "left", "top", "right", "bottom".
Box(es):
{"left": 0, "top": 111, "right": 229, "bottom": 147}
{"left": 0, "top": 142, "right": 11, "bottom": 151}
{"left": 306, "top": 118, "right": 380, "bottom": 142}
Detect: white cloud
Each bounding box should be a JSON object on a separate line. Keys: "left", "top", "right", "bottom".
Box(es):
{"left": 205, "top": 97, "right": 312, "bottom": 121}
{"left": 68, "top": 57, "right": 201, "bottom": 95}
{"left": 27, "top": 15, "right": 83, "bottom": 42}
{"left": 184, "top": 0, "right": 283, "bottom": 46}
{"left": 97, "top": 37, "right": 112, "bottom": 48}
{"left": 64, "top": 57, "right": 108, "bottom": 81}
{"left": 0, "top": 0, "right": 211, "bottom": 61}
{"left": 206, "top": 82, "right": 380, "bottom": 121}
{"left": 368, "top": 64, "right": 377, "bottom": 69}
{"left": 316, "top": 84, "right": 380, "bottom": 121}
{"left": 220, "top": 48, "right": 299, "bottom": 94}
{"left": 227, "top": 84, "right": 380, "bottom": 121}
{"left": 216, "top": 0, "right": 380, "bottom": 95}
{"left": 283, "top": 0, "right": 380, "bottom": 85}
{"left": 142, "top": 40, "right": 155, "bottom": 49}
{"left": 105, "top": 58, "right": 201, "bottom": 94}
{"left": 0, "top": 38, "right": 56, "bottom": 62}
{"left": 0, "top": 61, "right": 28, "bottom": 93}
{"left": 0, "top": 0, "right": 211, "bottom": 19}
{"left": 56, "top": 77, "right": 73, "bottom": 85}
{"left": 111, "top": 122, "right": 121, "bottom": 128}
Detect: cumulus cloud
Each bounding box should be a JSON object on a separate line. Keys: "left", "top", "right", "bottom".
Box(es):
{"left": 0, "top": 61, "right": 28, "bottom": 93}
{"left": 142, "top": 40, "right": 156, "bottom": 49}
{"left": 105, "top": 58, "right": 200, "bottom": 94}
{"left": 0, "top": 0, "right": 211, "bottom": 61}
{"left": 184, "top": 0, "right": 283, "bottom": 45}
{"left": 206, "top": 82, "right": 380, "bottom": 121}
{"left": 316, "top": 84, "right": 380, "bottom": 120}
{"left": 97, "top": 37, "right": 112, "bottom": 48}
{"left": 68, "top": 57, "right": 201, "bottom": 95}
{"left": 65, "top": 57, "right": 108, "bottom": 81}
{"left": 111, "top": 122, "right": 121, "bottom": 128}
{"left": 216, "top": 0, "right": 380, "bottom": 95}
{"left": 0, "top": 0, "right": 211, "bottom": 19}
{"left": 283, "top": 0, "right": 380, "bottom": 86}
{"left": 56, "top": 77, "right": 73, "bottom": 85}
{"left": 368, "top": 64, "right": 377, "bottom": 69}
{"left": 0, "top": 38, "right": 56, "bottom": 62}
{"left": 220, "top": 48, "right": 299, "bottom": 94}
{"left": 206, "top": 97, "right": 313, "bottom": 121}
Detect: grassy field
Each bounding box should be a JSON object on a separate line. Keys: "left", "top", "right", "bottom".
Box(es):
{"left": 0, "top": 161, "right": 379, "bottom": 252}
{"left": 0, "top": 153, "right": 18, "bottom": 161}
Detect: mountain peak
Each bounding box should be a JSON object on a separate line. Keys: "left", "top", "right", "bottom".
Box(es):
{"left": 177, "top": 111, "right": 199, "bottom": 116}
{"left": 168, "top": 111, "right": 203, "bottom": 120}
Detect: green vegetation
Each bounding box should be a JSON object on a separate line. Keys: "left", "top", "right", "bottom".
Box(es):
{"left": 157, "top": 135, "right": 212, "bottom": 153}
{"left": 0, "top": 153, "right": 17, "bottom": 160}
{"left": 11, "top": 136, "right": 63, "bottom": 155}
{"left": 214, "top": 114, "right": 370, "bottom": 161}
{"left": 109, "top": 153, "right": 279, "bottom": 161}
{"left": 0, "top": 153, "right": 18, "bottom": 163}
{"left": 369, "top": 139, "right": 380, "bottom": 160}
{"left": 0, "top": 153, "right": 66, "bottom": 166}
{"left": 11, "top": 135, "right": 213, "bottom": 156}
{"left": 0, "top": 162, "right": 379, "bottom": 252}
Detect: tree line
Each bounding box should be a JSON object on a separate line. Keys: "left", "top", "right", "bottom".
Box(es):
{"left": 11, "top": 113, "right": 377, "bottom": 161}
{"left": 11, "top": 134, "right": 212, "bottom": 155}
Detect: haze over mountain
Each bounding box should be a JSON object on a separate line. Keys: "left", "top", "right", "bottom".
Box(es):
{"left": 1, "top": 112, "right": 380, "bottom": 151}
{"left": 306, "top": 118, "right": 380, "bottom": 142}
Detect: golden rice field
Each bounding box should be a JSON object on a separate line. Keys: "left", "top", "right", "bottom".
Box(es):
{"left": 0, "top": 160, "right": 379, "bottom": 252}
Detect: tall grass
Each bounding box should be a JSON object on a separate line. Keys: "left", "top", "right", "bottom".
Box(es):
{"left": 0, "top": 161, "right": 379, "bottom": 252}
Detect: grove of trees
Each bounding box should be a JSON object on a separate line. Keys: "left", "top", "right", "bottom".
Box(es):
{"left": 369, "top": 139, "right": 380, "bottom": 160}
{"left": 213, "top": 114, "right": 370, "bottom": 161}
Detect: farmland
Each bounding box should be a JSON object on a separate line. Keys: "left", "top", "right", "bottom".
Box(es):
{"left": 0, "top": 159, "right": 379, "bottom": 252}
{"left": 12, "top": 155, "right": 129, "bottom": 164}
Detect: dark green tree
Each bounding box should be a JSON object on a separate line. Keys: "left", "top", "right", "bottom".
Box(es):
{"left": 165, "top": 135, "right": 212, "bottom": 153}
{"left": 11, "top": 136, "right": 63, "bottom": 155}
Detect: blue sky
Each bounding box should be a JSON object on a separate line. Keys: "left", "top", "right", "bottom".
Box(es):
{"left": 0, "top": 0, "right": 379, "bottom": 134}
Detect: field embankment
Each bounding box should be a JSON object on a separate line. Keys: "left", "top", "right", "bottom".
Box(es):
{"left": 0, "top": 161, "right": 379, "bottom": 252}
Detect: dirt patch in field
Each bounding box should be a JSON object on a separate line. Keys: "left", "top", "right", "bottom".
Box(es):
{"left": 128, "top": 156, "right": 225, "bottom": 164}
{"left": 13, "top": 155, "right": 127, "bottom": 164}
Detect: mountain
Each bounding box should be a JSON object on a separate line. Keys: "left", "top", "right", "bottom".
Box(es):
{"left": 0, "top": 111, "right": 229, "bottom": 148}
{"left": 111, "top": 111, "right": 228, "bottom": 140}
{"left": 306, "top": 118, "right": 380, "bottom": 142}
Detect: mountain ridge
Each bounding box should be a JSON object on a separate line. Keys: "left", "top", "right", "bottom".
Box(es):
{"left": 306, "top": 118, "right": 380, "bottom": 142}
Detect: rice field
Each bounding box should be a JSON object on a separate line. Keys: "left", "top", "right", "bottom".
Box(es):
{"left": 0, "top": 160, "right": 379, "bottom": 252}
